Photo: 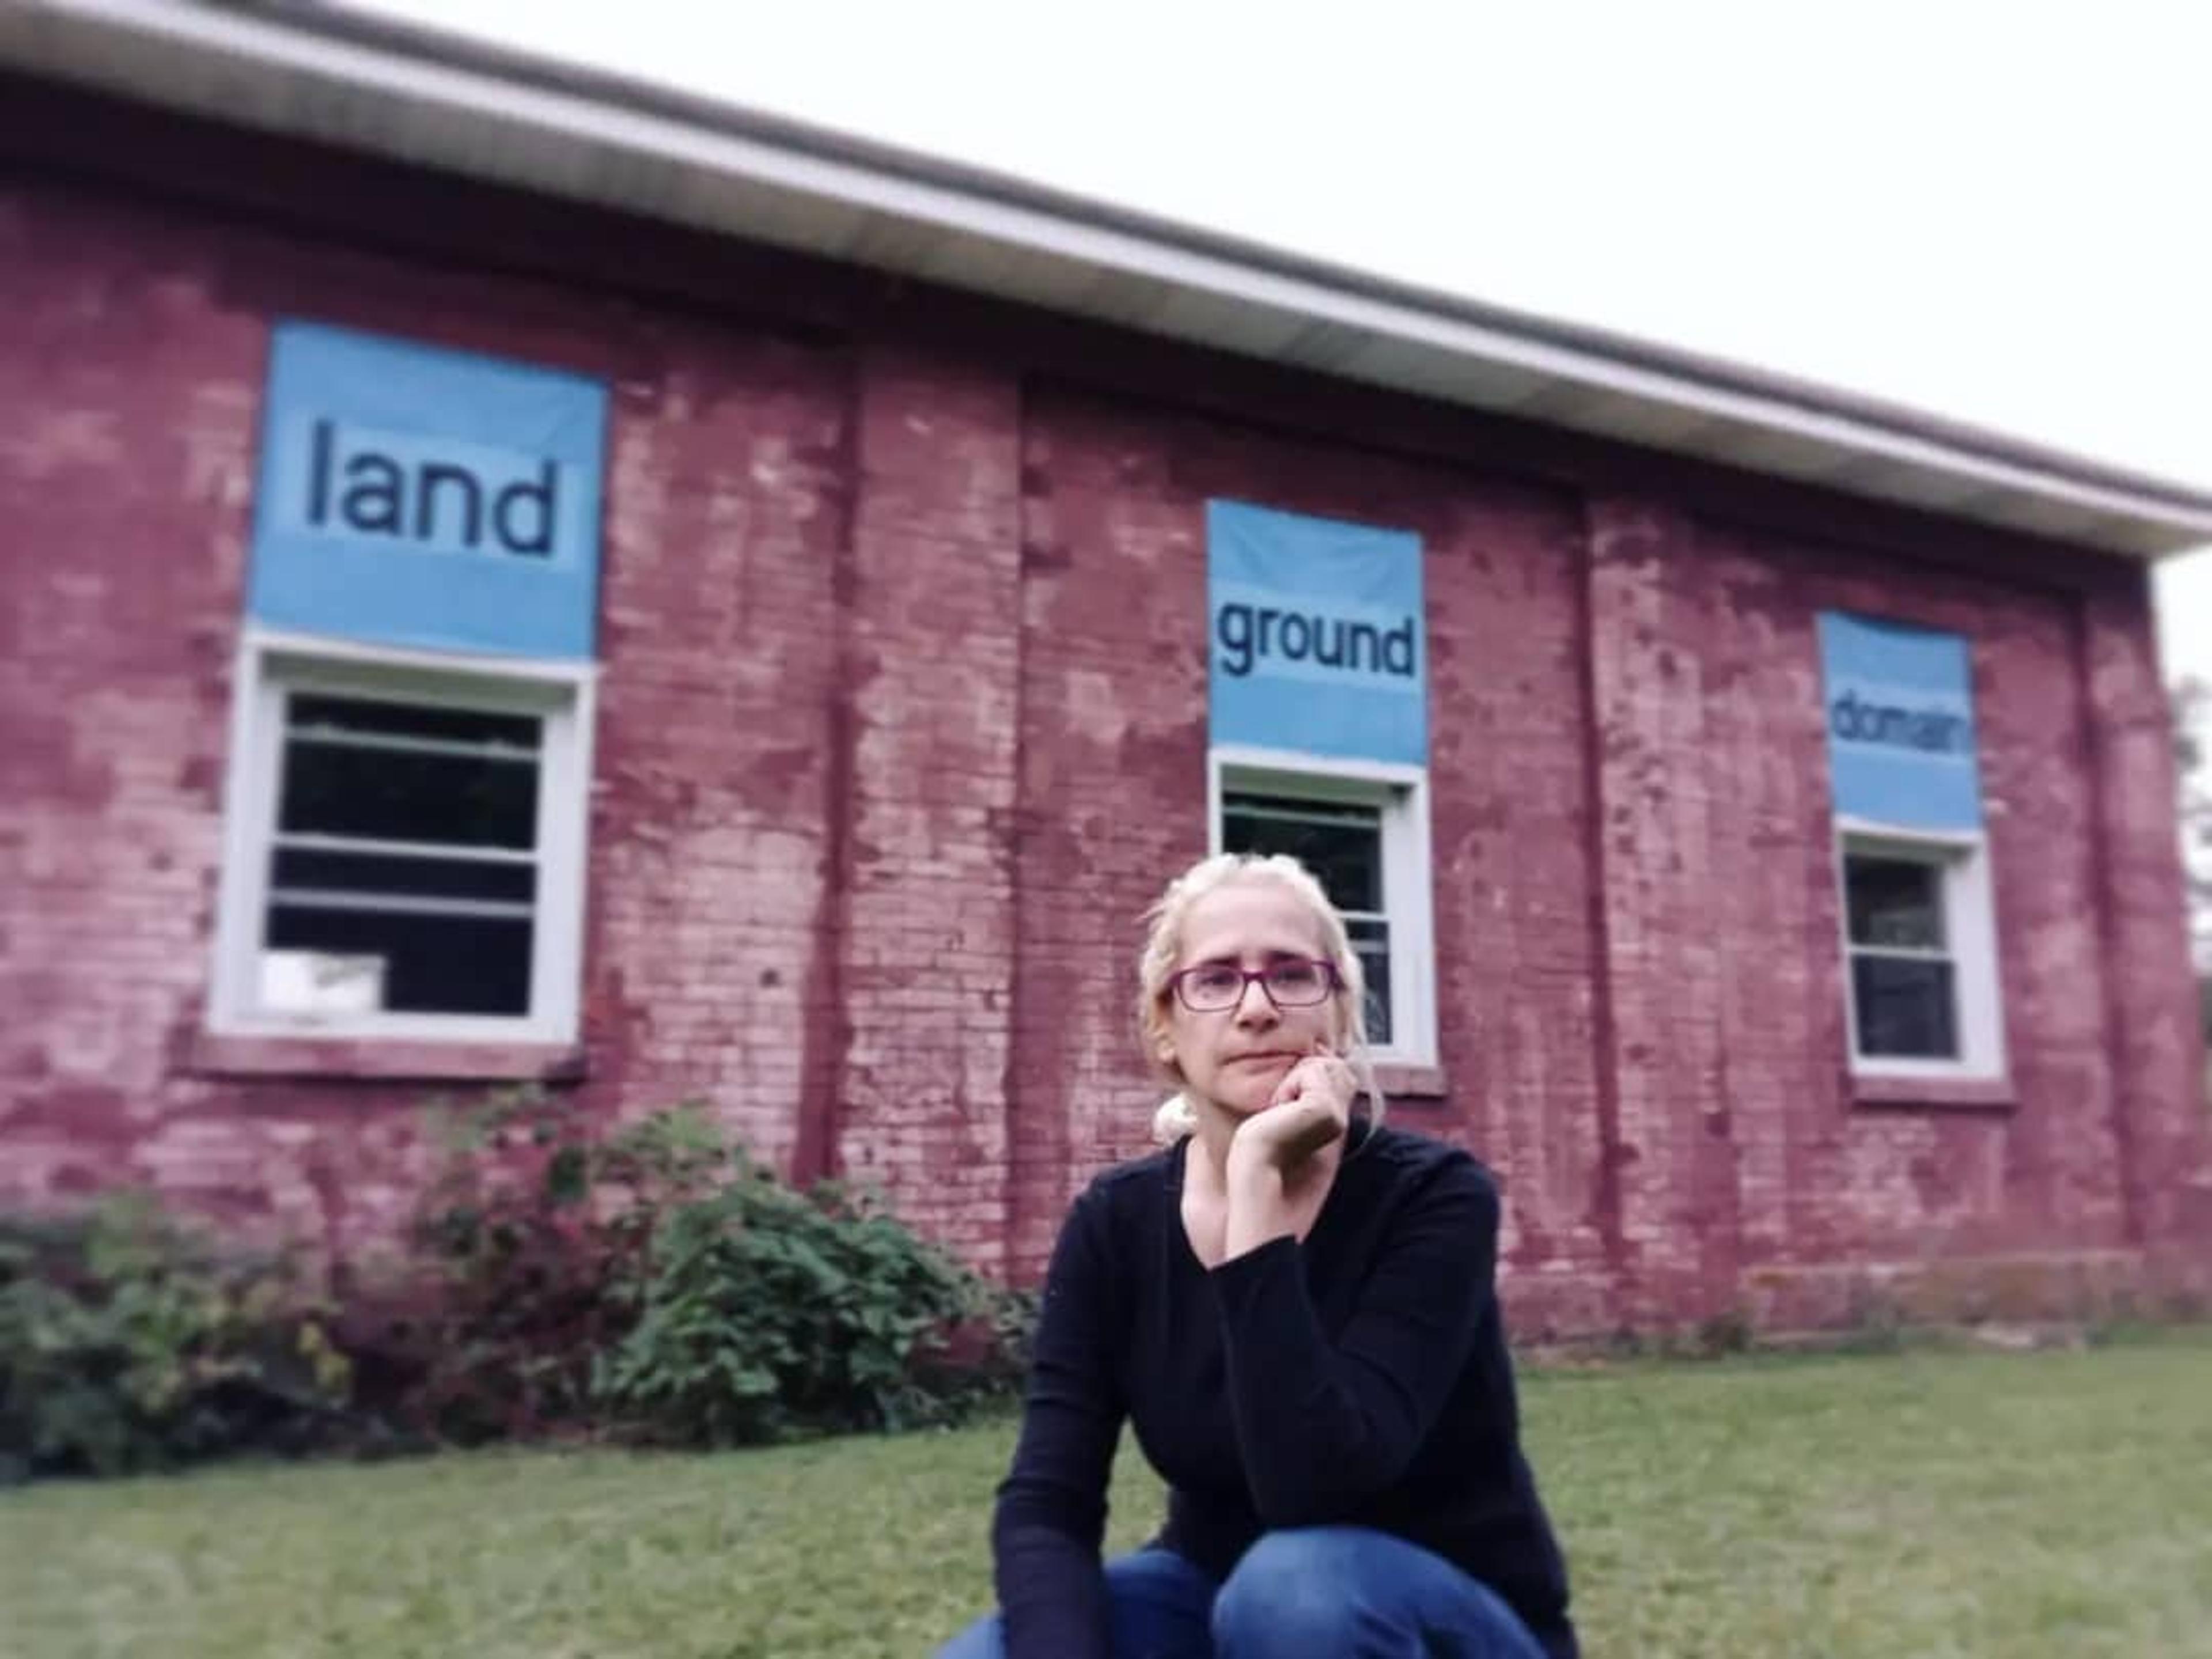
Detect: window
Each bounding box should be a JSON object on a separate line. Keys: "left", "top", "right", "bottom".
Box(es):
{"left": 1843, "top": 851, "right": 1954, "bottom": 1057}
{"left": 1221, "top": 793, "right": 1394, "bottom": 1043}
{"left": 1837, "top": 830, "right": 2003, "bottom": 1078}
{"left": 211, "top": 634, "right": 593, "bottom": 1043}
{"left": 1210, "top": 750, "right": 1435, "bottom": 1065}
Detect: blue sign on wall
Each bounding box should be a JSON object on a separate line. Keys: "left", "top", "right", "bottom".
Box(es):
{"left": 1207, "top": 500, "right": 1427, "bottom": 766}
{"left": 1817, "top": 611, "right": 1983, "bottom": 831}
{"left": 248, "top": 322, "right": 609, "bottom": 658}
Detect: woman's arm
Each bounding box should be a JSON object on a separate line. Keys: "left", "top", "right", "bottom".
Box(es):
{"left": 989, "top": 1184, "right": 1127, "bottom": 1659}
{"left": 1209, "top": 1154, "right": 1500, "bottom": 1526}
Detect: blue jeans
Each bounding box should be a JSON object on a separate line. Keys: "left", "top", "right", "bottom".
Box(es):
{"left": 936, "top": 1526, "right": 1549, "bottom": 1657}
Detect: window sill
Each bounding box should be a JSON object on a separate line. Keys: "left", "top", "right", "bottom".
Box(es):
{"left": 188, "top": 1031, "right": 588, "bottom": 1084}
{"left": 1373, "top": 1062, "right": 1449, "bottom": 1101}
{"left": 1849, "top": 1073, "right": 2016, "bottom": 1112}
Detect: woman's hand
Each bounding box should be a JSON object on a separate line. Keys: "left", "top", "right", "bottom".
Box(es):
{"left": 1228, "top": 1043, "right": 1356, "bottom": 1178}
{"left": 1217, "top": 1044, "right": 1355, "bottom": 1262}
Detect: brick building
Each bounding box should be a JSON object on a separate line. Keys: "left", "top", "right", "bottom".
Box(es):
{"left": 5, "top": 4, "right": 2211, "bottom": 1335}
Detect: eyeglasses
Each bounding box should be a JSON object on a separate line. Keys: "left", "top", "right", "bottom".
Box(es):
{"left": 1168, "top": 958, "right": 1342, "bottom": 1013}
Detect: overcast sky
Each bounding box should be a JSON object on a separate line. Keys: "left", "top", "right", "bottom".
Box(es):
{"left": 362, "top": 0, "right": 2212, "bottom": 680}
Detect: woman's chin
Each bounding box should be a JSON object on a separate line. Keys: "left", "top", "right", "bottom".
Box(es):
{"left": 1203, "top": 1079, "right": 1283, "bottom": 1119}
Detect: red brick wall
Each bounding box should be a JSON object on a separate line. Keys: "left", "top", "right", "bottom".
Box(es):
{"left": 3, "top": 133, "right": 2207, "bottom": 1332}
{"left": 0, "top": 179, "right": 860, "bottom": 1263}
{"left": 831, "top": 349, "right": 1025, "bottom": 1266}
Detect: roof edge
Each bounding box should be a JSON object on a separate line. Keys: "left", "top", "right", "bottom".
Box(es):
{"left": 12, "top": 0, "right": 2212, "bottom": 558}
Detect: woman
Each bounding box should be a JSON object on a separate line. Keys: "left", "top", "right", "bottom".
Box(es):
{"left": 938, "top": 852, "right": 1578, "bottom": 1659}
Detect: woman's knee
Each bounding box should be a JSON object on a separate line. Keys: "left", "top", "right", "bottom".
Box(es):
{"left": 1212, "top": 1528, "right": 1385, "bottom": 1653}
{"left": 935, "top": 1549, "right": 1212, "bottom": 1659}
{"left": 933, "top": 1611, "right": 1003, "bottom": 1659}
{"left": 1212, "top": 1527, "right": 1545, "bottom": 1659}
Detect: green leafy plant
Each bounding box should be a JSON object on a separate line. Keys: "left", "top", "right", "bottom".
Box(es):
{"left": 0, "top": 1196, "right": 351, "bottom": 1479}
{"left": 593, "top": 1156, "right": 1013, "bottom": 1444}
{"left": 392, "top": 1097, "right": 1031, "bottom": 1448}
{"left": 3, "top": 1101, "right": 1033, "bottom": 1476}
{"left": 382, "top": 1088, "right": 635, "bottom": 1442}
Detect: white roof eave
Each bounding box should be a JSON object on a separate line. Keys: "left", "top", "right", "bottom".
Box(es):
{"left": 8, "top": 0, "right": 2212, "bottom": 560}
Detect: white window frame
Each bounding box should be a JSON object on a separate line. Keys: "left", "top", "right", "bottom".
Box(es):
{"left": 209, "top": 625, "right": 597, "bottom": 1044}
{"left": 1834, "top": 819, "right": 2006, "bottom": 1081}
{"left": 1208, "top": 745, "right": 1437, "bottom": 1068}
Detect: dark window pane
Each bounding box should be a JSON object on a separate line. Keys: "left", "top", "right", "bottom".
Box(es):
{"left": 289, "top": 694, "right": 539, "bottom": 753}
{"left": 1222, "top": 793, "right": 1384, "bottom": 913}
{"left": 264, "top": 905, "right": 532, "bottom": 1017}
{"left": 278, "top": 738, "right": 539, "bottom": 849}
{"left": 1845, "top": 856, "right": 1945, "bottom": 950}
{"left": 271, "top": 847, "right": 535, "bottom": 904}
{"left": 1349, "top": 916, "right": 1392, "bottom": 1047}
{"left": 1851, "top": 955, "right": 1958, "bottom": 1059}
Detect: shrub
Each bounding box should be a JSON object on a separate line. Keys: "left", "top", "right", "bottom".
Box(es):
{"left": 2, "top": 1103, "right": 1033, "bottom": 1475}
{"left": 389, "top": 1096, "right": 1030, "bottom": 1448}
{"left": 594, "top": 1156, "right": 1017, "bottom": 1444}
{"left": 0, "top": 1196, "right": 351, "bottom": 1480}
{"left": 378, "top": 1088, "right": 629, "bottom": 1444}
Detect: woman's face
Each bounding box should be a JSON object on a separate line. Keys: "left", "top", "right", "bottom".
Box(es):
{"left": 1158, "top": 878, "right": 1343, "bottom": 1120}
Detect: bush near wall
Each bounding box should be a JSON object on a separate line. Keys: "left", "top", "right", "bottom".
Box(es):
{"left": 387, "top": 1093, "right": 1032, "bottom": 1447}
{"left": 0, "top": 1198, "right": 353, "bottom": 1480}
{"left": 0, "top": 1099, "right": 1032, "bottom": 1481}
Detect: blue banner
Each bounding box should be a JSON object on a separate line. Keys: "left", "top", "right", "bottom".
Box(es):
{"left": 1817, "top": 612, "right": 1982, "bottom": 831}
{"left": 1207, "top": 501, "right": 1427, "bottom": 765}
{"left": 248, "top": 322, "right": 608, "bottom": 658}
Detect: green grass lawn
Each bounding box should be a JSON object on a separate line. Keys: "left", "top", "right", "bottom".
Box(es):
{"left": 6, "top": 1332, "right": 2210, "bottom": 1658}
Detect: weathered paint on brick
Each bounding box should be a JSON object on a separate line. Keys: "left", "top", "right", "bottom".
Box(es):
{"left": 3, "top": 121, "right": 2209, "bottom": 1336}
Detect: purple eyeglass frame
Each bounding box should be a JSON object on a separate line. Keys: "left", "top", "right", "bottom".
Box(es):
{"left": 1166, "top": 957, "right": 1343, "bottom": 1013}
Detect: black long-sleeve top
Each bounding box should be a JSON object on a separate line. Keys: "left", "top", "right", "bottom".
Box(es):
{"left": 990, "top": 1120, "right": 1578, "bottom": 1659}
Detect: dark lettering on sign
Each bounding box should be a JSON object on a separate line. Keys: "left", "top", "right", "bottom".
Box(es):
{"left": 306, "top": 419, "right": 558, "bottom": 558}
{"left": 1382, "top": 619, "right": 1414, "bottom": 675}
{"left": 1828, "top": 690, "right": 1970, "bottom": 755}
{"left": 416, "top": 463, "right": 482, "bottom": 545}
{"left": 1215, "top": 601, "right": 1419, "bottom": 681}
{"left": 340, "top": 452, "right": 404, "bottom": 535}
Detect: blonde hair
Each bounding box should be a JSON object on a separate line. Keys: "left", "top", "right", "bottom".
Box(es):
{"left": 1137, "top": 851, "right": 1386, "bottom": 1144}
